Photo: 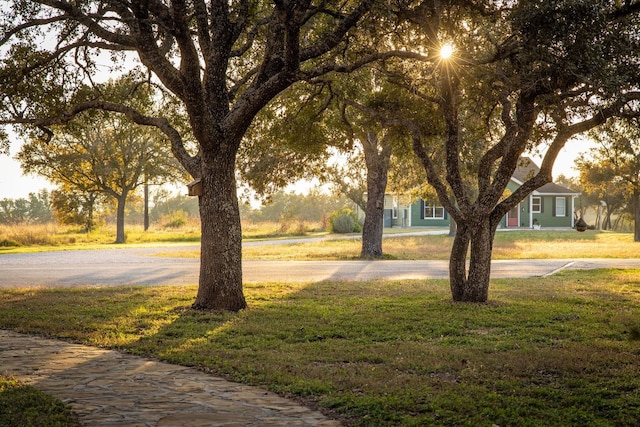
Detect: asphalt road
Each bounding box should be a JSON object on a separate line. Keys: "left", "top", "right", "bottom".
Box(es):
{"left": 2, "top": 243, "right": 640, "bottom": 288}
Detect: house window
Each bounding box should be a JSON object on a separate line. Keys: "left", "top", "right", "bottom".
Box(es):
{"left": 532, "top": 196, "right": 541, "bottom": 213}
{"left": 555, "top": 197, "right": 566, "bottom": 217}
{"left": 424, "top": 204, "right": 445, "bottom": 219}
{"left": 392, "top": 196, "right": 398, "bottom": 219}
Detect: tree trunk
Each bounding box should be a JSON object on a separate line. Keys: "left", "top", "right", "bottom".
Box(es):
{"left": 634, "top": 187, "right": 640, "bottom": 242}
{"left": 85, "top": 193, "right": 96, "bottom": 232}
{"left": 449, "top": 217, "right": 496, "bottom": 302}
{"left": 192, "top": 156, "right": 247, "bottom": 312}
{"left": 360, "top": 131, "right": 391, "bottom": 259}
{"left": 448, "top": 217, "right": 457, "bottom": 237}
{"left": 115, "top": 193, "right": 127, "bottom": 243}
{"left": 449, "top": 222, "right": 470, "bottom": 301}
{"left": 604, "top": 208, "right": 613, "bottom": 230}
{"left": 360, "top": 187, "right": 385, "bottom": 258}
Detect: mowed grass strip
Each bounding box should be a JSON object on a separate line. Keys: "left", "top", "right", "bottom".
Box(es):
{"left": 1, "top": 270, "right": 640, "bottom": 426}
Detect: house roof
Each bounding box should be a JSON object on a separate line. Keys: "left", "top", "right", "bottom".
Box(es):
{"left": 534, "top": 182, "right": 580, "bottom": 195}
{"left": 513, "top": 157, "right": 580, "bottom": 196}
{"left": 512, "top": 157, "right": 540, "bottom": 183}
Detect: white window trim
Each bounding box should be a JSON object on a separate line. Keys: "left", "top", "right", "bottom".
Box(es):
{"left": 392, "top": 196, "right": 398, "bottom": 219}
{"left": 424, "top": 203, "right": 445, "bottom": 220}
{"left": 555, "top": 197, "right": 566, "bottom": 217}
{"left": 532, "top": 196, "right": 541, "bottom": 213}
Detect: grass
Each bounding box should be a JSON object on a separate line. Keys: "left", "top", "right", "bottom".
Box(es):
{"left": 0, "top": 222, "right": 202, "bottom": 251}
{"left": 152, "top": 229, "right": 640, "bottom": 260}
{"left": 3, "top": 223, "right": 638, "bottom": 261}
{"left": 0, "top": 375, "right": 80, "bottom": 427}
{"left": 2, "top": 225, "right": 640, "bottom": 424}
{"left": 2, "top": 270, "right": 640, "bottom": 426}
{"left": 0, "top": 221, "right": 326, "bottom": 254}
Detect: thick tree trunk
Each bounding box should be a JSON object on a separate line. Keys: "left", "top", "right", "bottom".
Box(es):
{"left": 449, "top": 217, "right": 496, "bottom": 302}
{"left": 360, "top": 131, "right": 390, "bottom": 259}
{"left": 449, "top": 223, "right": 470, "bottom": 301}
{"left": 192, "top": 157, "right": 247, "bottom": 312}
{"left": 115, "top": 194, "right": 127, "bottom": 243}
{"left": 360, "top": 186, "right": 385, "bottom": 259}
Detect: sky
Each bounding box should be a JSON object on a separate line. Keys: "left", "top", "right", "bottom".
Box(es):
{"left": 0, "top": 137, "right": 594, "bottom": 201}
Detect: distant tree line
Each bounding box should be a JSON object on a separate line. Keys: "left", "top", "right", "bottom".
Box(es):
{"left": 0, "top": 188, "right": 195, "bottom": 228}
{"left": 0, "top": 190, "right": 52, "bottom": 224}
{"left": 0, "top": 187, "right": 353, "bottom": 232}
{"left": 241, "top": 191, "right": 352, "bottom": 227}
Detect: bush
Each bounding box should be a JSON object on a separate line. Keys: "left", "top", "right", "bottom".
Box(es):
{"left": 162, "top": 210, "right": 188, "bottom": 228}
{"left": 0, "top": 238, "right": 21, "bottom": 247}
{"left": 332, "top": 214, "right": 355, "bottom": 233}
{"left": 329, "top": 208, "right": 361, "bottom": 233}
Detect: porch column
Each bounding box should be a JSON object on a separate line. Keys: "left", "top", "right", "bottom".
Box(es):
{"left": 529, "top": 194, "right": 533, "bottom": 228}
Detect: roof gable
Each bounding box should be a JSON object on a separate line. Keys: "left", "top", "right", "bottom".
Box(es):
{"left": 511, "top": 157, "right": 579, "bottom": 195}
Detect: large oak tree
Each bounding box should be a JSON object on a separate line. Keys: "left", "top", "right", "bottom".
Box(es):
{"left": 383, "top": 0, "right": 640, "bottom": 302}
{"left": 0, "top": 0, "right": 416, "bottom": 311}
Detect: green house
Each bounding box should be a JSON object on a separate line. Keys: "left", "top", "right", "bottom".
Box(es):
{"left": 383, "top": 159, "right": 580, "bottom": 229}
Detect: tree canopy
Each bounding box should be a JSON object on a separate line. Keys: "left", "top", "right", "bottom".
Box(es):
{"left": 16, "top": 77, "right": 186, "bottom": 242}
{"left": 2, "top": 0, "right": 640, "bottom": 308}
{"left": 343, "top": 0, "right": 640, "bottom": 301}
{"left": 0, "top": 0, "right": 421, "bottom": 311}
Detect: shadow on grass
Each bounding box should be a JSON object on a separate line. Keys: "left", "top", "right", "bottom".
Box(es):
{"left": 1, "top": 271, "right": 640, "bottom": 426}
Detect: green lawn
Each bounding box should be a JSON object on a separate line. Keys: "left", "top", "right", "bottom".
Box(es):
{"left": 2, "top": 227, "right": 639, "bottom": 425}
{"left": 0, "top": 375, "right": 80, "bottom": 427}
{"left": 2, "top": 269, "right": 640, "bottom": 426}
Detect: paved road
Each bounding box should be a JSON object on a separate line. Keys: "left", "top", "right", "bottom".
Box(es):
{"left": 2, "top": 243, "right": 640, "bottom": 287}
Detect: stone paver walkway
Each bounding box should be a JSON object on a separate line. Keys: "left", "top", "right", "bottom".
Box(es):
{"left": 0, "top": 330, "right": 340, "bottom": 426}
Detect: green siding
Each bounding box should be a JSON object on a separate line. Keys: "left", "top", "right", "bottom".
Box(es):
{"left": 385, "top": 192, "right": 574, "bottom": 228}
{"left": 410, "top": 201, "right": 451, "bottom": 227}
{"left": 531, "top": 195, "right": 572, "bottom": 228}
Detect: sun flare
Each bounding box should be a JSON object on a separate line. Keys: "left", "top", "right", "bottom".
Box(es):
{"left": 440, "top": 43, "right": 454, "bottom": 60}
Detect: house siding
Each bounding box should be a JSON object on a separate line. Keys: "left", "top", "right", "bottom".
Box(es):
{"left": 381, "top": 170, "right": 578, "bottom": 229}
{"left": 530, "top": 195, "right": 573, "bottom": 228}
{"left": 409, "top": 200, "right": 450, "bottom": 227}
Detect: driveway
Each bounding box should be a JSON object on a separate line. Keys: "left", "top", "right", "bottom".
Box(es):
{"left": 1, "top": 243, "right": 640, "bottom": 288}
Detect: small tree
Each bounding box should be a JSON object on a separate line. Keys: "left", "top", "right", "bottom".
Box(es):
{"left": 51, "top": 188, "right": 101, "bottom": 232}
{"left": 18, "top": 79, "right": 185, "bottom": 242}
{"left": 584, "top": 119, "right": 640, "bottom": 240}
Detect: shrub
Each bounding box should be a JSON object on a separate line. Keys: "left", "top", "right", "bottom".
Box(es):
{"left": 0, "top": 238, "right": 21, "bottom": 247}
{"left": 328, "top": 208, "right": 361, "bottom": 233}
{"left": 162, "top": 210, "right": 188, "bottom": 228}
{"left": 332, "top": 214, "right": 355, "bottom": 233}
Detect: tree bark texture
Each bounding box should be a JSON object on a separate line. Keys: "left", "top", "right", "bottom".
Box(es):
{"left": 634, "top": 188, "right": 640, "bottom": 242}
{"left": 192, "top": 153, "right": 247, "bottom": 311}
{"left": 449, "top": 217, "right": 497, "bottom": 302}
{"left": 360, "top": 131, "right": 391, "bottom": 259}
